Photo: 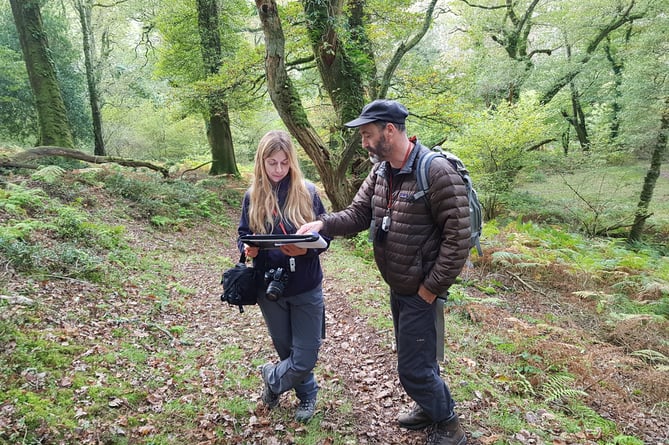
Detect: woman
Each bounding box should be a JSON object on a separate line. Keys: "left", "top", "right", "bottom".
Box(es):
{"left": 237, "top": 130, "right": 330, "bottom": 423}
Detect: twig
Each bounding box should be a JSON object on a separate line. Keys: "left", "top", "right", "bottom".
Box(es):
{"left": 110, "top": 317, "right": 180, "bottom": 344}
{"left": 506, "top": 271, "right": 548, "bottom": 297}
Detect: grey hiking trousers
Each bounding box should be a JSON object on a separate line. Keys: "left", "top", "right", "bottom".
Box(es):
{"left": 258, "top": 284, "right": 324, "bottom": 402}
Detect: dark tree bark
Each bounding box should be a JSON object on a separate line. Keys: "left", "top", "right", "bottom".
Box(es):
{"left": 256, "top": 0, "right": 438, "bottom": 209}
{"left": 75, "top": 0, "right": 106, "bottom": 156}
{"left": 568, "top": 81, "right": 590, "bottom": 151}
{"left": 10, "top": 0, "right": 75, "bottom": 148}
{"left": 347, "top": 0, "right": 378, "bottom": 98}
{"left": 195, "top": 0, "right": 238, "bottom": 176}
{"left": 604, "top": 28, "right": 632, "bottom": 142}
{"left": 560, "top": 42, "right": 590, "bottom": 151}
{"left": 628, "top": 97, "right": 668, "bottom": 243}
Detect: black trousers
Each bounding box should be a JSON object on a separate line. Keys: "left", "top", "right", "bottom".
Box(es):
{"left": 390, "top": 290, "right": 456, "bottom": 423}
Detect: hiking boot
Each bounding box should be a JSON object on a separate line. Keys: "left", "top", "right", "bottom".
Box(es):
{"left": 295, "top": 398, "right": 317, "bottom": 422}
{"left": 260, "top": 363, "right": 279, "bottom": 409}
{"left": 398, "top": 403, "right": 432, "bottom": 430}
{"left": 426, "top": 414, "right": 466, "bottom": 445}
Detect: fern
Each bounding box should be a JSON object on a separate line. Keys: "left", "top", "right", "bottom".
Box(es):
{"left": 630, "top": 349, "right": 669, "bottom": 365}
{"left": 0, "top": 184, "right": 48, "bottom": 215}
{"left": 540, "top": 373, "right": 588, "bottom": 403}
{"left": 513, "top": 370, "right": 536, "bottom": 397}
{"left": 491, "top": 251, "right": 524, "bottom": 266}
{"left": 31, "top": 165, "right": 65, "bottom": 184}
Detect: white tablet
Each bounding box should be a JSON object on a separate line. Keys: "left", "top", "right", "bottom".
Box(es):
{"left": 240, "top": 233, "right": 328, "bottom": 249}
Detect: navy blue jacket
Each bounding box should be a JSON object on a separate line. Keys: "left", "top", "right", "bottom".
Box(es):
{"left": 237, "top": 178, "right": 330, "bottom": 297}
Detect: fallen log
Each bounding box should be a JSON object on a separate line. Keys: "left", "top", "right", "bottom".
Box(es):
{"left": 2, "top": 146, "right": 170, "bottom": 178}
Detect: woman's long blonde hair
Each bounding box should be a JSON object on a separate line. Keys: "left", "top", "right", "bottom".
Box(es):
{"left": 248, "top": 130, "right": 314, "bottom": 234}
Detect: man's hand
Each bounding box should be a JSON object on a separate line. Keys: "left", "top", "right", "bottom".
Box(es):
{"left": 418, "top": 284, "right": 437, "bottom": 304}
{"left": 297, "top": 220, "right": 324, "bottom": 235}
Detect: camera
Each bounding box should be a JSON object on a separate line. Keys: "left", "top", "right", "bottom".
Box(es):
{"left": 264, "top": 268, "right": 288, "bottom": 301}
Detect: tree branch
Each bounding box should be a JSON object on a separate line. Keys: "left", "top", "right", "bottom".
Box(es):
{"left": 10, "top": 146, "right": 170, "bottom": 177}
{"left": 458, "top": 0, "right": 506, "bottom": 10}
{"left": 379, "top": 0, "right": 438, "bottom": 98}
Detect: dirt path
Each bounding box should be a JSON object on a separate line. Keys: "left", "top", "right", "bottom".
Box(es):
{"left": 129, "top": 219, "right": 668, "bottom": 444}
{"left": 175, "top": 221, "right": 426, "bottom": 444}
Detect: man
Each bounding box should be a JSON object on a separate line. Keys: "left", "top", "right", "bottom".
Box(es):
{"left": 298, "top": 99, "right": 471, "bottom": 445}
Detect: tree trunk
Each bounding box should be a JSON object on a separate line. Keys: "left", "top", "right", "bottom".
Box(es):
{"left": 75, "top": 0, "right": 106, "bottom": 156}
{"left": 628, "top": 97, "right": 668, "bottom": 243}
{"left": 256, "top": 0, "right": 438, "bottom": 210}
{"left": 604, "top": 27, "right": 631, "bottom": 143}
{"left": 347, "top": 0, "right": 378, "bottom": 98}
{"left": 195, "top": 0, "right": 239, "bottom": 176}
{"left": 559, "top": 43, "right": 590, "bottom": 151}
{"left": 256, "top": 0, "right": 351, "bottom": 210}
{"left": 10, "top": 0, "right": 75, "bottom": 148}
{"left": 9, "top": 146, "right": 169, "bottom": 177}
{"left": 208, "top": 105, "right": 237, "bottom": 175}
{"left": 569, "top": 81, "right": 590, "bottom": 151}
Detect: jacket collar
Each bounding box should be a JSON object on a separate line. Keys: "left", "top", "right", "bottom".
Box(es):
{"left": 376, "top": 139, "right": 426, "bottom": 178}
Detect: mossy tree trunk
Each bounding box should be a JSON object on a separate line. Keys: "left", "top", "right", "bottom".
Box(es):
{"left": 628, "top": 96, "right": 668, "bottom": 243}
{"left": 10, "top": 0, "right": 75, "bottom": 149}
{"left": 195, "top": 0, "right": 238, "bottom": 176}
{"left": 75, "top": 0, "right": 106, "bottom": 156}
{"left": 255, "top": 0, "right": 438, "bottom": 210}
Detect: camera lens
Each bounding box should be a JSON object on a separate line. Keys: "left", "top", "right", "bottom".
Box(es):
{"left": 266, "top": 282, "right": 282, "bottom": 301}
{"left": 264, "top": 268, "right": 287, "bottom": 301}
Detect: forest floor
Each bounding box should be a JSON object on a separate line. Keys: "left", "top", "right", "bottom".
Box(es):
{"left": 1, "top": 175, "right": 668, "bottom": 445}
{"left": 145, "top": 219, "right": 669, "bottom": 445}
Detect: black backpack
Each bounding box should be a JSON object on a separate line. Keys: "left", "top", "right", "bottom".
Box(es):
{"left": 412, "top": 147, "right": 483, "bottom": 256}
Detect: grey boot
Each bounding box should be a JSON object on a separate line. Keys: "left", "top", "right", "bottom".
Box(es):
{"left": 398, "top": 402, "right": 432, "bottom": 430}
{"left": 260, "top": 363, "right": 280, "bottom": 409}
{"left": 295, "top": 398, "right": 317, "bottom": 422}
{"left": 426, "top": 414, "right": 466, "bottom": 445}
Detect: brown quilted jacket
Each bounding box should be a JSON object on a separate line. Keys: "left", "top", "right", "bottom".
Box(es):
{"left": 320, "top": 141, "right": 471, "bottom": 296}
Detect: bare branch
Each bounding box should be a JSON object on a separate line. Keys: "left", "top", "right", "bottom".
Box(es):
{"left": 379, "top": 0, "right": 438, "bottom": 98}
{"left": 458, "top": 0, "right": 506, "bottom": 10}
{"left": 10, "top": 146, "right": 170, "bottom": 178}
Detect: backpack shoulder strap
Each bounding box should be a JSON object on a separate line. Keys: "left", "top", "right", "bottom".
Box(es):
{"left": 413, "top": 150, "right": 442, "bottom": 205}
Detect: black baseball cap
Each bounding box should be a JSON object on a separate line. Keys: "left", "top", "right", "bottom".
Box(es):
{"left": 344, "top": 99, "right": 409, "bottom": 128}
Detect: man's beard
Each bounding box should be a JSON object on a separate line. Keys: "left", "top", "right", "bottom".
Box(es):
{"left": 367, "top": 135, "right": 390, "bottom": 164}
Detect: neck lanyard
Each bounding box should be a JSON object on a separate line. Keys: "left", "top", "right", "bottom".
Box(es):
{"left": 272, "top": 208, "right": 288, "bottom": 234}
{"left": 387, "top": 142, "right": 413, "bottom": 210}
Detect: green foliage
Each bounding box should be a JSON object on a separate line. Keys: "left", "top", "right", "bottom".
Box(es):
{"left": 540, "top": 373, "right": 588, "bottom": 403}
{"left": 103, "top": 101, "right": 208, "bottom": 161}
{"left": 349, "top": 231, "right": 374, "bottom": 264}
{"left": 612, "top": 435, "right": 645, "bottom": 445}
{"left": 0, "top": 45, "right": 37, "bottom": 142}
{"left": 0, "top": 181, "right": 132, "bottom": 282}
{"left": 99, "top": 171, "right": 224, "bottom": 225}
{"left": 445, "top": 92, "right": 557, "bottom": 219}
{"left": 0, "top": 183, "right": 48, "bottom": 216}
{"left": 31, "top": 165, "right": 66, "bottom": 183}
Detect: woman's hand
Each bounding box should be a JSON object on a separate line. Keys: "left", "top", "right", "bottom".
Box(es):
{"left": 280, "top": 244, "right": 307, "bottom": 256}
{"left": 244, "top": 244, "right": 259, "bottom": 258}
